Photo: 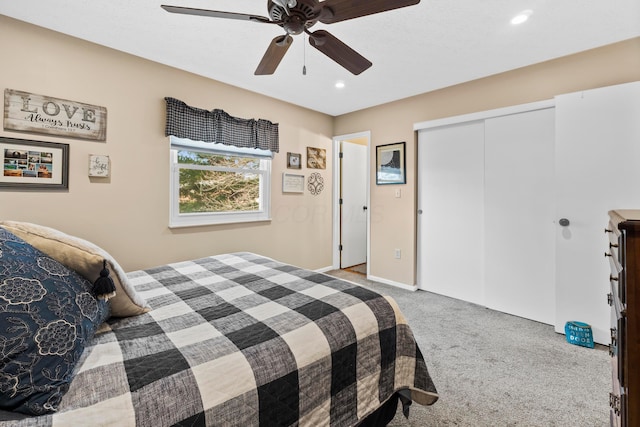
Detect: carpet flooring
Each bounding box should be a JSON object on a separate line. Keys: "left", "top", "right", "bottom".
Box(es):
{"left": 325, "top": 269, "right": 610, "bottom": 427}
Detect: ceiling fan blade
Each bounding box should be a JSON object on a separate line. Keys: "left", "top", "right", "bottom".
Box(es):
{"left": 319, "top": 0, "right": 420, "bottom": 24}
{"left": 255, "top": 35, "right": 294, "bottom": 75}
{"left": 161, "top": 5, "right": 272, "bottom": 23}
{"left": 308, "top": 30, "right": 372, "bottom": 75}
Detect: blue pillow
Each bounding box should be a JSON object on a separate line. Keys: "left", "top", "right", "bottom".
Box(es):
{"left": 0, "top": 227, "right": 110, "bottom": 415}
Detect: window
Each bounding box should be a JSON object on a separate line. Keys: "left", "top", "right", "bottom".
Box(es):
{"left": 170, "top": 136, "right": 272, "bottom": 227}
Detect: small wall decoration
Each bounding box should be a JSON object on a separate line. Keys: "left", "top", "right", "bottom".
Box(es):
{"left": 4, "top": 89, "right": 107, "bottom": 141}
{"left": 287, "top": 152, "right": 301, "bottom": 169}
{"left": 0, "top": 136, "right": 69, "bottom": 190}
{"left": 282, "top": 172, "right": 305, "bottom": 193}
{"left": 89, "top": 154, "right": 110, "bottom": 177}
{"left": 307, "top": 172, "right": 324, "bottom": 195}
{"left": 306, "top": 147, "right": 326, "bottom": 169}
{"left": 376, "top": 141, "right": 406, "bottom": 185}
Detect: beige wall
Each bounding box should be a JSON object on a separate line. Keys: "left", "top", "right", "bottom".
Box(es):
{"left": 0, "top": 16, "right": 334, "bottom": 272}
{"left": 334, "top": 37, "right": 640, "bottom": 286}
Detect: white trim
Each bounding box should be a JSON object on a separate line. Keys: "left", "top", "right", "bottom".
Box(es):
{"left": 413, "top": 99, "right": 554, "bottom": 131}
{"left": 332, "top": 131, "right": 371, "bottom": 271}
{"left": 316, "top": 268, "right": 418, "bottom": 292}
{"left": 367, "top": 274, "right": 418, "bottom": 292}
{"left": 170, "top": 136, "right": 273, "bottom": 158}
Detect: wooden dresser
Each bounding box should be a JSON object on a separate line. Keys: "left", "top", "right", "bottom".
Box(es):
{"left": 607, "top": 210, "right": 640, "bottom": 426}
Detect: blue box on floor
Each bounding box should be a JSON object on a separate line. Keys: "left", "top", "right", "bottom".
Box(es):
{"left": 565, "top": 321, "right": 594, "bottom": 348}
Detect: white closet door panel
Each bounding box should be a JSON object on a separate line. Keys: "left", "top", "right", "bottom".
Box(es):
{"left": 341, "top": 141, "right": 367, "bottom": 268}
{"left": 417, "top": 122, "right": 485, "bottom": 305}
{"left": 555, "top": 81, "right": 640, "bottom": 344}
{"left": 484, "top": 108, "right": 556, "bottom": 325}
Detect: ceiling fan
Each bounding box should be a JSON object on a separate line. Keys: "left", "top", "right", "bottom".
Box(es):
{"left": 161, "top": 0, "right": 421, "bottom": 75}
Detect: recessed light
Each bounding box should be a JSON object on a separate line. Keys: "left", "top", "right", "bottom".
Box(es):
{"left": 335, "top": 81, "right": 345, "bottom": 89}
{"left": 511, "top": 9, "right": 532, "bottom": 25}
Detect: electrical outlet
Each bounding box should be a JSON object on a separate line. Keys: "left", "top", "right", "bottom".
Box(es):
{"left": 394, "top": 249, "right": 401, "bottom": 259}
{"left": 395, "top": 188, "right": 401, "bottom": 198}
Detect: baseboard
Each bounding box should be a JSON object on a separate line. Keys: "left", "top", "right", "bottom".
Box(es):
{"left": 316, "top": 266, "right": 418, "bottom": 292}
{"left": 365, "top": 274, "right": 418, "bottom": 292}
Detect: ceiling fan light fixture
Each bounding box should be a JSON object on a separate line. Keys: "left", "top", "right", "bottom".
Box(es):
{"left": 273, "top": 0, "right": 297, "bottom": 11}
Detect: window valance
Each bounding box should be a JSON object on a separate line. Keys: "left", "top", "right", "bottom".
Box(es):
{"left": 164, "top": 97, "right": 279, "bottom": 152}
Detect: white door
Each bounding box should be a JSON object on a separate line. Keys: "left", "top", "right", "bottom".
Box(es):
{"left": 555, "top": 81, "right": 640, "bottom": 344}
{"left": 484, "top": 108, "right": 556, "bottom": 325}
{"left": 417, "top": 121, "right": 486, "bottom": 305}
{"left": 341, "top": 141, "right": 367, "bottom": 268}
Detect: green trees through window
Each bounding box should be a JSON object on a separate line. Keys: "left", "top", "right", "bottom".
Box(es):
{"left": 177, "top": 151, "right": 261, "bottom": 213}
{"left": 169, "top": 137, "right": 272, "bottom": 227}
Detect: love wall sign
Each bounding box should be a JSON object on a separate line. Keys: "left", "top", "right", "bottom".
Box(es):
{"left": 4, "top": 89, "right": 107, "bottom": 141}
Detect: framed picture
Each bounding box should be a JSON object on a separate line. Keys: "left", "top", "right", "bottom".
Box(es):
{"left": 89, "top": 154, "right": 110, "bottom": 177}
{"left": 0, "top": 137, "right": 69, "bottom": 190}
{"left": 287, "top": 152, "right": 301, "bottom": 169}
{"left": 376, "top": 142, "right": 406, "bottom": 185}
{"left": 307, "top": 147, "right": 326, "bottom": 169}
{"left": 282, "top": 172, "right": 304, "bottom": 193}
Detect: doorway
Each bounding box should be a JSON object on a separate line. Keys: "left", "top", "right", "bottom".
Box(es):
{"left": 332, "top": 131, "right": 370, "bottom": 274}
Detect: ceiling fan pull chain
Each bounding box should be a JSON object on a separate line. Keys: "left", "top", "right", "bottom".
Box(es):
{"left": 303, "top": 35, "right": 307, "bottom": 75}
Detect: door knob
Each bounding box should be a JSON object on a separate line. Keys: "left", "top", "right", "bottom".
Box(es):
{"left": 559, "top": 218, "right": 570, "bottom": 227}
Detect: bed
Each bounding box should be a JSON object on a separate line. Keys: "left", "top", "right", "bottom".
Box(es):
{"left": 0, "top": 222, "right": 438, "bottom": 426}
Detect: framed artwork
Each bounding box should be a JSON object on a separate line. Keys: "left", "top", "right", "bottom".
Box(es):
{"left": 0, "top": 136, "right": 69, "bottom": 190}
{"left": 376, "top": 141, "right": 406, "bottom": 185}
{"left": 89, "top": 154, "right": 110, "bottom": 177}
{"left": 282, "top": 172, "right": 305, "bottom": 193}
{"left": 287, "top": 152, "right": 301, "bottom": 169}
{"left": 4, "top": 89, "right": 107, "bottom": 141}
{"left": 307, "top": 147, "right": 326, "bottom": 169}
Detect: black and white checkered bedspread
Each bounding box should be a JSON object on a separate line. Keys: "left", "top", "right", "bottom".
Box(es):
{"left": 1, "top": 252, "right": 438, "bottom": 426}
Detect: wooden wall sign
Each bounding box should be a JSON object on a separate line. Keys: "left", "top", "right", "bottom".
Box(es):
{"left": 4, "top": 89, "right": 107, "bottom": 141}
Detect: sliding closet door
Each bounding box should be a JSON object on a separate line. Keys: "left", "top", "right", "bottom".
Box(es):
{"left": 484, "top": 108, "right": 556, "bottom": 325}
{"left": 417, "top": 121, "right": 485, "bottom": 305}
{"left": 555, "top": 81, "right": 640, "bottom": 344}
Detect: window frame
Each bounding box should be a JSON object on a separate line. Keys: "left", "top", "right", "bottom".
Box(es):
{"left": 169, "top": 136, "right": 272, "bottom": 228}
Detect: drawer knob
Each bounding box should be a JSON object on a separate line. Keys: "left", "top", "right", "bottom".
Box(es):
{"left": 610, "top": 274, "right": 619, "bottom": 282}
{"left": 605, "top": 252, "right": 613, "bottom": 257}
{"left": 559, "top": 218, "right": 570, "bottom": 227}
{"left": 605, "top": 228, "right": 614, "bottom": 233}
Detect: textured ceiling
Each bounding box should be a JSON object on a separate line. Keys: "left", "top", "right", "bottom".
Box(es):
{"left": 1, "top": 0, "right": 639, "bottom": 116}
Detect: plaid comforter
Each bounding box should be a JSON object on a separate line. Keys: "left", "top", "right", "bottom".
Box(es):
{"left": 1, "top": 252, "right": 438, "bottom": 426}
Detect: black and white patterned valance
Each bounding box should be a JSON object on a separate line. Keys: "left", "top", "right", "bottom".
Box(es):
{"left": 164, "top": 97, "right": 279, "bottom": 152}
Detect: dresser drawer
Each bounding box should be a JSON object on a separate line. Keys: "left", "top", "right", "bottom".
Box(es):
{"left": 611, "top": 316, "right": 626, "bottom": 388}
{"left": 610, "top": 366, "right": 623, "bottom": 426}
{"left": 609, "top": 275, "right": 624, "bottom": 318}
{"left": 610, "top": 387, "right": 626, "bottom": 427}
